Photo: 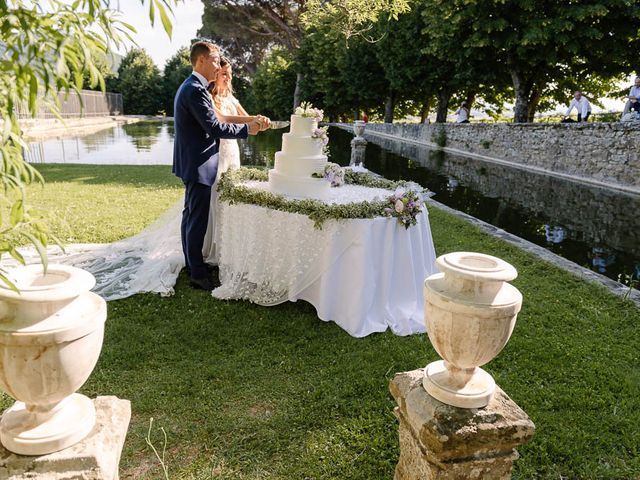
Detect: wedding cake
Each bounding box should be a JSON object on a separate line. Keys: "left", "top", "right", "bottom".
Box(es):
{"left": 268, "top": 104, "right": 330, "bottom": 198}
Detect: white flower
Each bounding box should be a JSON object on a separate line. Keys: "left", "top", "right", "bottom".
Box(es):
{"left": 395, "top": 199, "right": 405, "bottom": 213}
{"left": 295, "top": 106, "right": 304, "bottom": 115}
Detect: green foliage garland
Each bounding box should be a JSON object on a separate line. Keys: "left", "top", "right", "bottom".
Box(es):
{"left": 217, "top": 167, "right": 428, "bottom": 229}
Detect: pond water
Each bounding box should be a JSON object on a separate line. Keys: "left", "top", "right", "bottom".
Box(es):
{"left": 26, "top": 121, "right": 640, "bottom": 283}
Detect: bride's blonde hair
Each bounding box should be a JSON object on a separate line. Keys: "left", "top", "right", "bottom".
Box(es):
{"left": 208, "top": 56, "right": 233, "bottom": 110}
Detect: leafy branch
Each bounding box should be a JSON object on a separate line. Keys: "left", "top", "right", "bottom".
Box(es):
{"left": 0, "top": 0, "right": 178, "bottom": 288}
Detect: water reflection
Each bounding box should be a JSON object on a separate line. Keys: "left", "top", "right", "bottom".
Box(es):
{"left": 544, "top": 225, "right": 566, "bottom": 244}
{"left": 25, "top": 121, "right": 173, "bottom": 165}
{"left": 122, "top": 122, "right": 164, "bottom": 151}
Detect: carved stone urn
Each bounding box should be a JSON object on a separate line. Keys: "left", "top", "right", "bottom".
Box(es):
{"left": 423, "top": 252, "right": 522, "bottom": 408}
{"left": 0, "top": 264, "right": 106, "bottom": 455}
{"left": 353, "top": 120, "right": 366, "bottom": 138}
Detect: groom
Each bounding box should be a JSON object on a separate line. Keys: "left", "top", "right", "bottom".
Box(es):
{"left": 173, "top": 41, "right": 262, "bottom": 291}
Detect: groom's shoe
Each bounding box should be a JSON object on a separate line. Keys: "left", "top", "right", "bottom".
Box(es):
{"left": 190, "top": 275, "right": 216, "bottom": 291}
{"left": 185, "top": 264, "right": 216, "bottom": 277}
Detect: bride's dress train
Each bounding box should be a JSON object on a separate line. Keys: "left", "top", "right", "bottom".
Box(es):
{"left": 12, "top": 107, "right": 242, "bottom": 300}
{"left": 12, "top": 200, "right": 185, "bottom": 300}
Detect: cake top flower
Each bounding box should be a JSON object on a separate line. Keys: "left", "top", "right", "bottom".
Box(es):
{"left": 295, "top": 102, "right": 324, "bottom": 121}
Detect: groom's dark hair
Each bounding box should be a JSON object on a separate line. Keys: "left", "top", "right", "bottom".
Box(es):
{"left": 190, "top": 41, "right": 219, "bottom": 66}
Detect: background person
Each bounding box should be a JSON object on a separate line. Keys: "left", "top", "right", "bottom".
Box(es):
{"left": 622, "top": 76, "right": 640, "bottom": 115}
{"left": 455, "top": 102, "right": 470, "bottom": 123}
{"left": 564, "top": 91, "right": 592, "bottom": 122}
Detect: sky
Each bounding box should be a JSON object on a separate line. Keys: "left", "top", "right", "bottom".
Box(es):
{"left": 114, "top": 0, "right": 204, "bottom": 68}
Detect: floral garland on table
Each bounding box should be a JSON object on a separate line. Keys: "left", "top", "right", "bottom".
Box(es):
{"left": 385, "top": 189, "right": 423, "bottom": 228}
{"left": 311, "top": 162, "right": 345, "bottom": 187}
{"left": 217, "top": 167, "right": 430, "bottom": 229}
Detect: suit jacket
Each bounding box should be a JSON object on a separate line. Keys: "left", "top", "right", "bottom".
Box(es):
{"left": 172, "top": 74, "right": 248, "bottom": 186}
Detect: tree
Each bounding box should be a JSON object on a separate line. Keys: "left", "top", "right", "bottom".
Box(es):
{"left": 297, "top": 21, "right": 390, "bottom": 122}
{"left": 197, "top": 3, "right": 273, "bottom": 76}
{"left": 247, "top": 49, "right": 297, "bottom": 120}
{"left": 200, "top": 0, "right": 410, "bottom": 110}
{"left": 116, "top": 49, "right": 163, "bottom": 115}
{"left": 302, "top": 0, "right": 411, "bottom": 41}
{"left": 0, "top": 0, "right": 177, "bottom": 286}
{"left": 162, "top": 47, "right": 192, "bottom": 116}
{"left": 200, "top": 0, "right": 307, "bottom": 108}
{"left": 422, "top": 0, "right": 640, "bottom": 122}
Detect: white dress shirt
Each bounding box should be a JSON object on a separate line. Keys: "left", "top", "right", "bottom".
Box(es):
{"left": 455, "top": 107, "right": 469, "bottom": 123}
{"left": 629, "top": 85, "right": 640, "bottom": 99}
{"left": 565, "top": 96, "right": 591, "bottom": 117}
{"left": 192, "top": 70, "right": 209, "bottom": 88}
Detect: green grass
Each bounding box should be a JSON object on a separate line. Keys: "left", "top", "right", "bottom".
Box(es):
{"left": 26, "top": 164, "right": 183, "bottom": 243}
{"left": 4, "top": 164, "right": 639, "bottom": 479}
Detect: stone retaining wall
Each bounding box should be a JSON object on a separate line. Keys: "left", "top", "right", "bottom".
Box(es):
{"left": 358, "top": 122, "right": 640, "bottom": 189}
{"left": 364, "top": 136, "right": 640, "bottom": 258}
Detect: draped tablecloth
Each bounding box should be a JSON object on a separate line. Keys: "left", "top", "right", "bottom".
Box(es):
{"left": 212, "top": 182, "right": 438, "bottom": 337}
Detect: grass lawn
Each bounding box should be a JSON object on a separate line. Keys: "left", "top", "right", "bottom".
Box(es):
{"left": 2, "top": 164, "right": 638, "bottom": 479}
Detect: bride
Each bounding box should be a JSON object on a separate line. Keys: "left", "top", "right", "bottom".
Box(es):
{"left": 202, "top": 56, "right": 260, "bottom": 264}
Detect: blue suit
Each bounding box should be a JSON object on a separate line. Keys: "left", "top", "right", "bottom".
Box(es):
{"left": 172, "top": 74, "right": 248, "bottom": 279}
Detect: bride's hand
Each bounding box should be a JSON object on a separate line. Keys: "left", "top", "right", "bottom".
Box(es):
{"left": 256, "top": 115, "right": 271, "bottom": 131}
{"left": 248, "top": 120, "right": 261, "bottom": 135}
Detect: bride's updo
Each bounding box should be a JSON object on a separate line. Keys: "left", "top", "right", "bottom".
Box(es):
{"left": 208, "top": 56, "right": 233, "bottom": 110}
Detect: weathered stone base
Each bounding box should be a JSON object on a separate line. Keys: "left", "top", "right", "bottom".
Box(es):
{"left": 0, "top": 396, "right": 131, "bottom": 480}
{"left": 390, "top": 369, "right": 535, "bottom": 480}
{"left": 350, "top": 136, "right": 368, "bottom": 165}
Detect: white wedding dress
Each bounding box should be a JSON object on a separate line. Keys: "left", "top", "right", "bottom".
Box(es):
{"left": 12, "top": 96, "right": 243, "bottom": 301}
{"left": 203, "top": 94, "right": 242, "bottom": 263}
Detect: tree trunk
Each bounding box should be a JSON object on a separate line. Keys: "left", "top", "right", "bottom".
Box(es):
{"left": 465, "top": 91, "right": 476, "bottom": 110}
{"left": 510, "top": 69, "right": 532, "bottom": 123}
{"left": 384, "top": 92, "right": 395, "bottom": 123}
{"left": 354, "top": 108, "right": 360, "bottom": 121}
{"left": 435, "top": 90, "right": 450, "bottom": 123}
{"left": 527, "top": 87, "right": 542, "bottom": 123}
{"left": 292, "top": 73, "right": 303, "bottom": 110}
{"left": 420, "top": 97, "right": 432, "bottom": 123}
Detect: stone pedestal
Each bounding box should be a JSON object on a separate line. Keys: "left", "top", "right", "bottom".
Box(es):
{"left": 350, "top": 136, "right": 368, "bottom": 166}
{"left": 390, "top": 369, "right": 535, "bottom": 480}
{"left": 0, "top": 396, "right": 131, "bottom": 480}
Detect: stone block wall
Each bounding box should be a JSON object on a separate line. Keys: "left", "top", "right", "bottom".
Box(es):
{"left": 360, "top": 122, "right": 640, "bottom": 189}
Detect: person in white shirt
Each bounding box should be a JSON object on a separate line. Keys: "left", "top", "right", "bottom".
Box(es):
{"left": 622, "top": 76, "right": 640, "bottom": 115}
{"left": 564, "top": 91, "right": 591, "bottom": 122}
{"left": 455, "top": 102, "right": 470, "bottom": 123}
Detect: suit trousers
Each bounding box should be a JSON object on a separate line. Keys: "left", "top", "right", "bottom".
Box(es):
{"left": 181, "top": 180, "right": 212, "bottom": 279}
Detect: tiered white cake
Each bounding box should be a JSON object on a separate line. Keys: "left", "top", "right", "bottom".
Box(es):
{"left": 268, "top": 115, "right": 330, "bottom": 198}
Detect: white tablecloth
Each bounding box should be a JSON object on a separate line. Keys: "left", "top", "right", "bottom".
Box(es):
{"left": 212, "top": 183, "right": 437, "bottom": 337}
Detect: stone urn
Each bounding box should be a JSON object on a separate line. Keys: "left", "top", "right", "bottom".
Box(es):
{"left": 353, "top": 120, "right": 366, "bottom": 138}
{"left": 423, "top": 252, "right": 522, "bottom": 408}
{"left": 0, "top": 264, "right": 106, "bottom": 455}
